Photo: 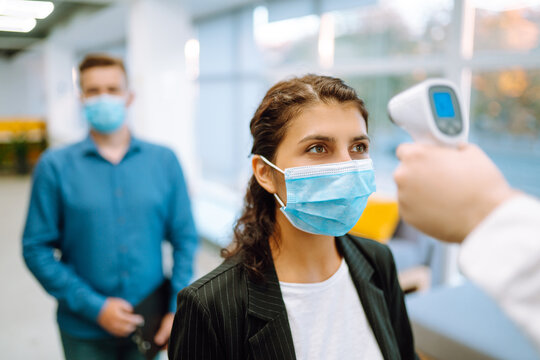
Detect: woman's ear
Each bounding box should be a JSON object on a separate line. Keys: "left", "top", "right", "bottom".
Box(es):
{"left": 252, "top": 155, "right": 277, "bottom": 194}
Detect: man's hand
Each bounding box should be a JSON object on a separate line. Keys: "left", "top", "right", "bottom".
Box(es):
{"left": 394, "top": 143, "right": 518, "bottom": 243}
{"left": 97, "top": 297, "right": 144, "bottom": 337}
{"left": 154, "top": 312, "right": 175, "bottom": 349}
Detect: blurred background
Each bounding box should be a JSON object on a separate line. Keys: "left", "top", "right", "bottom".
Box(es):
{"left": 1, "top": 0, "right": 540, "bottom": 359}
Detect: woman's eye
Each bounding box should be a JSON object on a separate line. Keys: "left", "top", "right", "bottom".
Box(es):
{"left": 108, "top": 88, "right": 122, "bottom": 94}
{"left": 352, "top": 143, "right": 367, "bottom": 153}
{"left": 308, "top": 145, "right": 326, "bottom": 153}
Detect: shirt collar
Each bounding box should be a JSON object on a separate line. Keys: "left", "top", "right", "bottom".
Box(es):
{"left": 81, "top": 133, "right": 143, "bottom": 157}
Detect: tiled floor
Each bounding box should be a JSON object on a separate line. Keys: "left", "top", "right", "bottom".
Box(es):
{"left": 0, "top": 176, "right": 222, "bottom": 359}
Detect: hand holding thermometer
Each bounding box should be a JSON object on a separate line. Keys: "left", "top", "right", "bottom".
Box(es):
{"left": 388, "top": 78, "right": 469, "bottom": 146}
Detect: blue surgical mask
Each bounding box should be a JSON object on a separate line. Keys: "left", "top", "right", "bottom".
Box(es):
{"left": 83, "top": 94, "right": 127, "bottom": 133}
{"left": 260, "top": 156, "right": 376, "bottom": 236}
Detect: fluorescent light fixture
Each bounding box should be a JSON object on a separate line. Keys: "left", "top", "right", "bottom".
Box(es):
{"left": 0, "top": 15, "right": 36, "bottom": 32}
{"left": 0, "top": 0, "right": 54, "bottom": 20}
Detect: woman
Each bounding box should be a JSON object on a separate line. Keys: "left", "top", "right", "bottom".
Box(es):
{"left": 169, "top": 75, "right": 417, "bottom": 360}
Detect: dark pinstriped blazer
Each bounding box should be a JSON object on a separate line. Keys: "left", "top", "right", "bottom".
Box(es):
{"left": 168, "top": 235, "right": 418, "bottom": 360}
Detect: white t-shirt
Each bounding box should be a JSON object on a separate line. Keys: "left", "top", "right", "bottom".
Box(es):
{"left": 280, "top": 259, "right": 384, "bottom": 360}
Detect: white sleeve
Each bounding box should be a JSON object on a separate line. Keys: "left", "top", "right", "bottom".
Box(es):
{"left": 459, "top": 195, "right": 540, "bottom": 349}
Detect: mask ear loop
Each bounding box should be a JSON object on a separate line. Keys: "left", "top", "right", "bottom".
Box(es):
{"left": 273, "top": 193, "right": 286, "bottom": 208}
{"left": 259, "top": 155, "right": 285, "bottom": 174}
{"left": 258, "top": 155, "right": 286, "bottom": 207}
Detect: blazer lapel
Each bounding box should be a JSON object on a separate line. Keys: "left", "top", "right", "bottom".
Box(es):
{"left": 246, "top": 263, "right": 297, "bottom": 360}
{"left": 337, "top": 235, "right": 401, "bottom": 360}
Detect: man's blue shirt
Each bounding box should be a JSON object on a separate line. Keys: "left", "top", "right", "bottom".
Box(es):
{"left": 22, "top": 135, "right": 198, "bottom": 338}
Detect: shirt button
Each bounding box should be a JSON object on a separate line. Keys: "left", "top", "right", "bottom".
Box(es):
{"left": 116, "top": 189, "right": 123, "bottom": 197}
{"left": 121, "top": 271, "right": 129, "bottom": 278}
{"left": 119, "top": 245, "right": 128, "bottom": 253}
{"left": 117, "top": 217, "right": 125, "bottom": 225}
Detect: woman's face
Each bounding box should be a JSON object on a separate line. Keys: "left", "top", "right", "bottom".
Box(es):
{"left": 252, "top": 101, "right": 370, "bottom": 203}
{"left": 275, "top": 102, "right": 369, "bottom": 168}
{"left": 270, "top": 102, "right": 369, "bottom": 202}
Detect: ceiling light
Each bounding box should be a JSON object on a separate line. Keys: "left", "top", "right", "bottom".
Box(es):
{"left": 0, "top": 15, "right": 36, "bottom": 32}
{"left": 0, "top": 0, "right": 54, "bottom": 20}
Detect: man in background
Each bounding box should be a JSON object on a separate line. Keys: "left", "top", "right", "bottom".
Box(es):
{"left": 394, "top": 142, "right": 540, "bottom": 349}
{"left": 22, "top": 54, "right": 198, "bottom": 359}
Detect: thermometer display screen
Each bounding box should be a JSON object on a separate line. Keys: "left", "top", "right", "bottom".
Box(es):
{"left": 433, "top": 92, "right": 455, "bottom": 118}
{"left": 429, "top": 86, "right": 463, "bottom": 136}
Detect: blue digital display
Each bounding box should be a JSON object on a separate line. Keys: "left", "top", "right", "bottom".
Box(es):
{"left": 433, "top": 92, "right": 455, "bottom": 118}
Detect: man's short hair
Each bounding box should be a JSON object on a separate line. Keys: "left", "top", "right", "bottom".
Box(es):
{"left": 78, "top": 53, "right": 127, "bottom": 81}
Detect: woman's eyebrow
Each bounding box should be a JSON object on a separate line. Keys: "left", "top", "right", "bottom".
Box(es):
{"left": 351, "top": 135, "right": 371, "bottom": 143}
{"left": 298, "top": 134, "right": 371, "bottom": 144}
{"left": 298, "top": 135, "right": 336, "bottom": 144}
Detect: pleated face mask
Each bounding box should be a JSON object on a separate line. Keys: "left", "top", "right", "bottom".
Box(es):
{"left": 83, "top": 94, "right": 127, "bottom": 134}
{"left": 259, "top": 156, "right": 376, "bottom": 236}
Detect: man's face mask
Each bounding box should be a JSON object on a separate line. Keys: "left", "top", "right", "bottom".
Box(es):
{"left": 260, "top": 156, "right": 376, "bottom": 236}
{"left": 83, "top": 94, "right": 127, "bottom": 134}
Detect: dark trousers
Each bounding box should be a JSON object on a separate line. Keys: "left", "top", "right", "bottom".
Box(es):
{"left": 60, "top": 330, "right": 148, "bottom": 360}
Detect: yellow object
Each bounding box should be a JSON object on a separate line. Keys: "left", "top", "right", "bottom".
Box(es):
{"left": 0, "top": 117, "right": 46, "bottom": 143}
{"left": 0, "top": 118, "right": 46, "bottom": 132}
{"left": 348, "top": 193, "right": 400, "bottom": 243}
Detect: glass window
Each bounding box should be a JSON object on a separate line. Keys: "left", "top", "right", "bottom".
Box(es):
{"left": 195, "top": 78, "right": 267, "bottom": 190}
{"left": 473, "top": 5, "right": 540, "bottom": 54}
{"left": 196, "top": 80, "right": 236, "bottom": 187}
{"left": 198, "top": 15, "right": 237, "bottom": 76}
{"left": 333, "top": 0, "right": 453, "bottom": 61}
{"left": 470, "top": 68, "right": 540, "bottom": 196}
{"left": 196, "top": 9, "right": 269, "bottom": 190}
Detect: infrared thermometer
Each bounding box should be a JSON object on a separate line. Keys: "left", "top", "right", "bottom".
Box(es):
{"left": 388, "top": 78, "right": 469, "bottom": 146}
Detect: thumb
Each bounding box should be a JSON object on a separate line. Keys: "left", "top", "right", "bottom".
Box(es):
{"left": 154, "top": 322, "right": 168, "bottom": 346}
{"left": 154, "top": 313, "right": 174, "bottom": 346}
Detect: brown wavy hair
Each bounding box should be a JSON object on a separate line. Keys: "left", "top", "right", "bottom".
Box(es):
{"left": 222, "top": 74, "right": 369, "bottom": 280}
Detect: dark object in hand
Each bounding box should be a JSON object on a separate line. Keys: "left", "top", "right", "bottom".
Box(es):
{"left": 131, "top": 280, "right": 171, "bottom": 360}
